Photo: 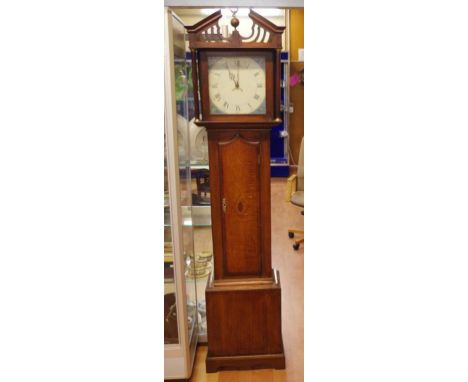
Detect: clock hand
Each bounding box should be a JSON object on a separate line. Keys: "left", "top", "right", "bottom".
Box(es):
{"left": 229, "top": 60, "right": 242, "bottom": 91}
{"left": 226, "top": 61, "right": 243, "bottom": 91}
{"left": 226, "top": 63, "right": 237, "bottom": 86}
{"left": 235, "top": 61, "right": 242, "bottom": 91}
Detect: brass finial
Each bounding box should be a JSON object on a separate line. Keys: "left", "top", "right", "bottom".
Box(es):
{"left": 230, "top": 8, "right": 239, "bottom": 29}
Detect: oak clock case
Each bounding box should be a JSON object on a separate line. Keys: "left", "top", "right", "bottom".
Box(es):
{"left": 186, "top": 9, "right": 286, "bottom": 372}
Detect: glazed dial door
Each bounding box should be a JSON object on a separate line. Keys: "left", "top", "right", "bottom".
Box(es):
{"left": 208, "top": 56, "right": 266, "bottom": 115}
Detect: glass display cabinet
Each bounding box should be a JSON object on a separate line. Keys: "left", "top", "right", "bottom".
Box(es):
{"left": 182, "top": 66, "right": 212, "bottom": 343}
{"left": 164, "top": 8, "right": 198, "bottom": 380}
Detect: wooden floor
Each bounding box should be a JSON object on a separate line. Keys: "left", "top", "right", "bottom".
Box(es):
{"left": 189, "top": 178, "right": 304, "bottom": 382}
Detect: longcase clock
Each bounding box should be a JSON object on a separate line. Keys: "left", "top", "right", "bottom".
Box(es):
{"left": 186, "top": 9, "right": 286, "bottom": 372}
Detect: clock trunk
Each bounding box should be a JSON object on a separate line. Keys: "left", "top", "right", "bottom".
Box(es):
{"left": 208, "top": 129, "right": 272, "bottom": 280}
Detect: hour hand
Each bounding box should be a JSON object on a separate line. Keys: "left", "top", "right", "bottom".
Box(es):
{"left": 229, "top": 72, "right": 237, "bottom": 82}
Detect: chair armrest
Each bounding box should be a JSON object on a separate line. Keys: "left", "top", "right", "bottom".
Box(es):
{"left": 285, "top": 174, "right": 297, "bottom": 202}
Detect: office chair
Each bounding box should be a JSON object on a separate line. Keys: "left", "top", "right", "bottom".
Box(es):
{"left": 285, "top": 137, "right": 304, "bottom": 250}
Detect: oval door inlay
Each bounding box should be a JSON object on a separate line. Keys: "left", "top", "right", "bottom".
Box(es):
{"left": 237, "top": 201, "right": 244, "bottom": 212}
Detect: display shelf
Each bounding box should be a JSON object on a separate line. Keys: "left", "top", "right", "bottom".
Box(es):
{"left": 164, "top": 205, "right": 211, "bottom": 228}
{"left": 190, "top": 162, "right": 209, "bottom": 170}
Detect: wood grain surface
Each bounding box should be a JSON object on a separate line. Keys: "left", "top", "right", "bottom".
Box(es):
{"left": 208, "top": 130, "right": 272, "bottom": 280}
{"left": 219, "top": 135, "right": 261, "bottom": 276}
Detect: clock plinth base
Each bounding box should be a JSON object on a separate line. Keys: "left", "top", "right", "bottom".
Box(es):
{"left": 205, "top": 269, "right": 285, "bottom": 373}
{"left": 206, "top": 350, "right": 285, "bottom": 373}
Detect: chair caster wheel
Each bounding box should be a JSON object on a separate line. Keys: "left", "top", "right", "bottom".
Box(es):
{"left": 288, "top": 232, "right": 294, "bottom": 238}
{"left": 293, "top": 243, "right": 300, "bottom": 250}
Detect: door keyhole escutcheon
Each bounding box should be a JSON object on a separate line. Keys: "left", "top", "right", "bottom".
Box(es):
{"left": 222, "top": 197, "right": 227, "bottom": 213}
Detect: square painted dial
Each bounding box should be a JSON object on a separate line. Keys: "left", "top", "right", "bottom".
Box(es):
{"left": 208, "top": 56, "right": 266, "bottom": 115}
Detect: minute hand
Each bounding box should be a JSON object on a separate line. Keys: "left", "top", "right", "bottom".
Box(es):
{"left": 229, "top": 72, "right": 237, "bottom": 84}
{"left": 226, "top": 63, "right": 237, "bottom": 85}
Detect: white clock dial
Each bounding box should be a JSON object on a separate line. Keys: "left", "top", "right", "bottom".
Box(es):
{"left": 208, "top": 56, "right": 266, "bottom": 115}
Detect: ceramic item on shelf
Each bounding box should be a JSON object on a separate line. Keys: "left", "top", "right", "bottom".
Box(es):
{"left": 189, "top": 118, "right": 209, "bottom": 163}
